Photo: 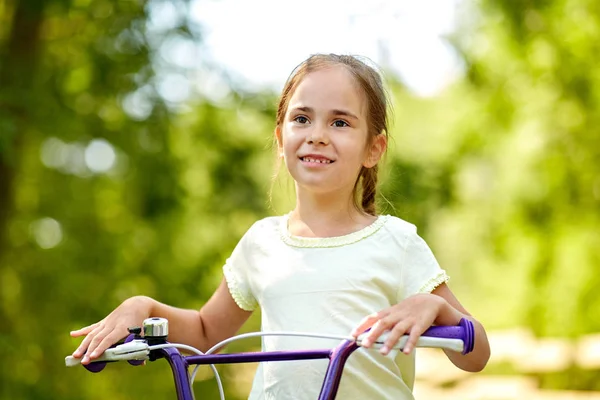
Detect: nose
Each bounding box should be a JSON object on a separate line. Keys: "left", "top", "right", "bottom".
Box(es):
{"left": 307, "top": 125, "right": 329, "bottom": 145}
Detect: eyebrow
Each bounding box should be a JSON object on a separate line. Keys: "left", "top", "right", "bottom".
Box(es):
{"left": 291, "top": 106, "right": 360, "bottom": 121}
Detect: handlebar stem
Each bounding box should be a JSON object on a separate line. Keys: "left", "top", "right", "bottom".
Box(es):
{"left": 155, "top": 347, "right": 194, "bottom": 400}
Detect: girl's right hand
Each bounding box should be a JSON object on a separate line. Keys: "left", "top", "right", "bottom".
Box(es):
{"left": 70, "top": 295, "right": 154, "bottom": 365}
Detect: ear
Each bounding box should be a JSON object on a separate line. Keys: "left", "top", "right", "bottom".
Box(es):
{"left": 363, "top": 134, "right": 387, "bottom": 168}
{"left": 275, "top": 126, "right": 284, "bottom": 156}
{"left": 275, "top": 126, "right": 283, "bottom": 149}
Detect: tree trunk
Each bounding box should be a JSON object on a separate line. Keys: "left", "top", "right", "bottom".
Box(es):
{"left": 0, "top": 0, "right": 44, "bottom": 248}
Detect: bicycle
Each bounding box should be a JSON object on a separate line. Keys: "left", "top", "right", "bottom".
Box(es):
{"left": 65, "top": 316, "right": 475, "bottom": 400}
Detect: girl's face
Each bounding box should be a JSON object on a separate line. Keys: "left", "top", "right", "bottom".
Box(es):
{"left": 277, "top": 66, "right": 384, "bottom": 197}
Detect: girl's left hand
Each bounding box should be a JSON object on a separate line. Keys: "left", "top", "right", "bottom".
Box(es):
{"left": 351, "top": 293, "right": 445, "bottom": 356}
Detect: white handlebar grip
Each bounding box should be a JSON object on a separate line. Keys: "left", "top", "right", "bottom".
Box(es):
{"left": 65, "top": 355, "right": 81, "bottom": 367}
{"left": 357, "top": 332, "right": 465, "bottom": 353}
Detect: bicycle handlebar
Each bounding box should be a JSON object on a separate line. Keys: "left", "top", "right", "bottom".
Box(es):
{"left": 65, "top": 317, "right": 475, "bottom": 367}
{"left": 65, "top": 317, "right": 475, "bottom": 400}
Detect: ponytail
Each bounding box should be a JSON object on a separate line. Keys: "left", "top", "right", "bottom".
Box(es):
{"left": 361, "top": 165, "right": 378, "bottom": 216}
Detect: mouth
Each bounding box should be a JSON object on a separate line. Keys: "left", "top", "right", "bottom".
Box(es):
{"left": 299, "top": 156, "right": 334, "bottom": 164}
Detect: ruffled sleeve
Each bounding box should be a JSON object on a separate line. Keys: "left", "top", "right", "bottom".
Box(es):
{"left": 222, "top": 228, "right": 258, "bottom": 312}
{"left": 397, "top": 226, "right": 449, "bottom": 302}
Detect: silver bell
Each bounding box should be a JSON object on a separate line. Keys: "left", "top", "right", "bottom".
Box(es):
{"left": 143, "top": 317, "right": 169, "bottom": 338}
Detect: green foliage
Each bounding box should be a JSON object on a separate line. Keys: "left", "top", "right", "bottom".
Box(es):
{"left": 0, "top": 0, "right": 269, "bottom": 398}
{"left": 453, "top": 0, "right": 600, "bottom": 336}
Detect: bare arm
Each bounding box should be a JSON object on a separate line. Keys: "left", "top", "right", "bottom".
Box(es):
{"left": 431, "top": 283, "right": 490, "bottom": 372}
{"left": 150, "top": 278, "right": 253, "bottom": 352}
{"left": 71, "top": 278, "right": 252, "bottom": 364}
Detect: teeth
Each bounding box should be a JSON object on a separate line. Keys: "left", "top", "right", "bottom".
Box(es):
{"left": 302, "top": 157, "right": 331, "bottom": 164}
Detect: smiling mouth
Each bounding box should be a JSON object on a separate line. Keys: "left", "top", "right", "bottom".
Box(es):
{"left": 300, "top": 157, "right": 334, "bottom": 164}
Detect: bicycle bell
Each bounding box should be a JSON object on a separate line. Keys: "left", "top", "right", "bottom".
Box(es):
{"left": 143, "top": 317, "right": 169, "bottom": 341}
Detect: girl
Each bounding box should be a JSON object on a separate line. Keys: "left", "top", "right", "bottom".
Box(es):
{"left": 71, "top": 54, "right": 490, "bottom": 399}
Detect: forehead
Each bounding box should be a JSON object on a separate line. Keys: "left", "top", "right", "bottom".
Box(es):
{"left": 288, "top": 66, "right": 366, "bottom": 116}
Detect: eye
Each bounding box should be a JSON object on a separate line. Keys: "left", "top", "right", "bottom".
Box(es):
{"left": 294, "top": 115, "right": 309, "bottom": 124}
{"left": 333, "top": 119, "right": 349, "bottom": 128}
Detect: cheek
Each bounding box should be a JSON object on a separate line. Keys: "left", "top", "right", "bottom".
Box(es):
{"left": 342, "top": 135, "right": 370, "bottom": 160}
{"left": 281, "top": 126, "right": 302, "bottom": 149}
{"left": 359, "top": 136, "right": 373, "bottom": 160}
{"left": 279, "top": 134, "right": 296, "bottom": 160}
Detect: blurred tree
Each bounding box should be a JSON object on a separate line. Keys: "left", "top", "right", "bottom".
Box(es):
{"left": 378, "top": 0, "right": 600, "bottom": 391}
{"left": 456, "top": 0, "right": 600, "bottom": 389}
{"left": 455, "top": 0, "right": 600, "bottom": 338}
{"left": 0, "top": 0, "right": 43, "bottom": 248}
{"left": 0, "top": 0, "right": 271, "bottom": 398}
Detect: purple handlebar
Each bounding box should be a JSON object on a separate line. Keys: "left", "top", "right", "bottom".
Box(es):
{"left": 82, "top": 334, "right": 143, "bottom": 373}
{"left": 78, "top": 318, "right": 475, "bottom": 399}
{"left": 421, "top": 318, "right": 475, "bottom": 355}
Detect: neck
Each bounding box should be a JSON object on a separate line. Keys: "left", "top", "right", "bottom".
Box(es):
{"left": 288, "top": 185, "right": 375, "bottom": 238}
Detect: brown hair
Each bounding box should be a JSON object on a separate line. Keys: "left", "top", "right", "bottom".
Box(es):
{"left": 275, "top": 53, "right": 390, "bottom": 215}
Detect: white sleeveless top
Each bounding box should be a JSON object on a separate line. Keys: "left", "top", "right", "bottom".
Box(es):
{"left": 223, "top": 214, "right": 449, "bottom": 400}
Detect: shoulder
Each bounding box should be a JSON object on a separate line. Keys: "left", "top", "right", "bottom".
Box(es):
{"left": 380, "top": 215, "right": 417, "bottom": 237}
{"left": 247, "top": 215, "right": 283, "bottom": 233}
{"left": 240, "top": 215, "right": 285, "bottom": 244}
{"left": 378, "top": 215, "right": 434, "bottom": 254}
{"left": 228, "top": 215, "right": 284, "bottom": 257}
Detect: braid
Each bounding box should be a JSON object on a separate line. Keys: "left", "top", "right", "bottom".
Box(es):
{"left": 361, "top": 165, "right": 378, "bottom": 216}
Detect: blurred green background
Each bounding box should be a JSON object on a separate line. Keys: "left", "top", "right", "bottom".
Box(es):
{"left": 1, "top": 0, "right": 599, "bottom": 399}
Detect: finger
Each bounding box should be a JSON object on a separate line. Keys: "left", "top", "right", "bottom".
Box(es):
{"left": 75, "top": 325, "right": 103, "bottom": 359}
{"left": 351, "top": 317, "right": 377, "bottom": 338}
{"left": 70, "top": 322, "right": 100, "bottom": 337}
{"left": 82, "top": 327, "right": 112, "bottom": 364}
{"left": 72, "top": 325, "right": 103, "bottom": 358}
{"left": 381, "top": 321, "right": 412, "bottom": 355}
{"left": 403, "top": 324, "right": 426, "bottom": 355}
{"left": 362, "top": 318, "right": 395, "bottom": 348}
{"left": 351, "top": 310, "right": 390, "bottom": 337}
{"left": 351, "top": 313, "right": 380, "bottom": 337}
{"left": 89, "top": 329, "right": 127, "bottom": 360}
